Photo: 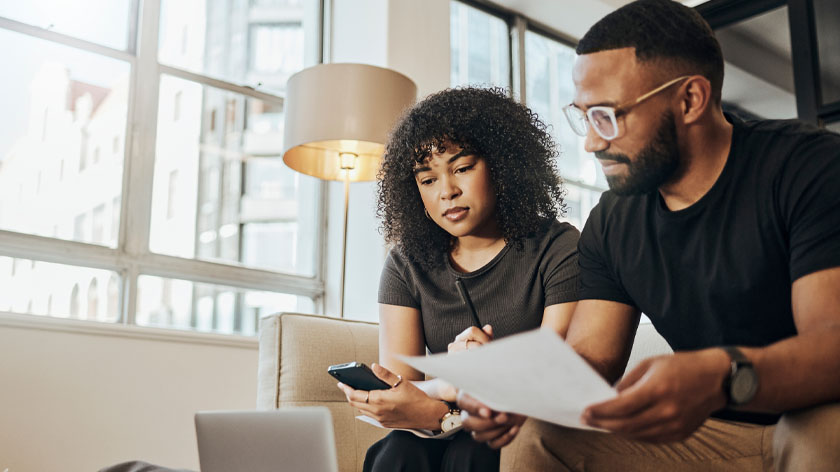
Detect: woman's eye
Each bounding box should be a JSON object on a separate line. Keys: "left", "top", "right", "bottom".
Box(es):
{"left": 454, "top": 165, "right": 474, "bottom": 174}
{"left": 420, "top": 178, "right": 434, "bottom": 185}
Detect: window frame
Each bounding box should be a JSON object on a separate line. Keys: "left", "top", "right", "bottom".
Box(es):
{"left": 0, "top": 0, "right": 328, "bottom": 332}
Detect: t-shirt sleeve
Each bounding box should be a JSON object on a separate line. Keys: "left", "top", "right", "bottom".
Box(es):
{"left": 543, "top": 224, "right": 581, "bottom": 306}
{"left": 780, "top": 131, "right": 840, "bottom": 281}
{"left": 577, "top": 197, "right": 636, "bottom": 307}
{"left": 377, "top": 249, "right": 420, "bottom": 308}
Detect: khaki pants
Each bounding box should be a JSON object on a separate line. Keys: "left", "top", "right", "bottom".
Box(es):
{"left": 500, "top": 403, "right": 840, "bottom": 472}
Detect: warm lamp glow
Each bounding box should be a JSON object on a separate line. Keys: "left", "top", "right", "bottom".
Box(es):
{"left": 282, "top": 63, "right": 417, "bottom": 182}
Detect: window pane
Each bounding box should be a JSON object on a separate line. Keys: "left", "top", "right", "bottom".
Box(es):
{"left": 158, "top": 0, "right": 314, "bottom": 94}
{"left": 150, "top": 75, "right": 320, "bottom": 276}
{"left": 525, "top": 31, "right": 606, "bottom": 226}
{"left": 0, "top": 29, "right": 129, "bottom": 247}
{"left": 813, "top": 0, "right": 840, "bottom": 105}
{"left": 0, "top": 0, "right": 131, "bottom": 50}
{"left": 827, "top": 121, "right": 840, "bottom": 134}
{"left": 450, "top": 1, "right": 510, "bottom": 88}
{"left": 136, "top": 275, "right": 314, "bottom": 336}
{"left": 0, "top": 256, "right": 120, "bottom": 322}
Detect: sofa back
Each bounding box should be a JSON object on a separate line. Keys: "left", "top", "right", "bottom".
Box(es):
{"left": 257, "top": 313, "right": 386, "bottom": 472}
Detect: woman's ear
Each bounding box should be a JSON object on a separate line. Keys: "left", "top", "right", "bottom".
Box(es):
{"left": 680, "top": 76, "right": 713, "bottom": 125}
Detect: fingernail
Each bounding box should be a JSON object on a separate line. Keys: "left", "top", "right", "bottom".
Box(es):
{"left": 479, "top": 408, "right": 491, "bottom": 418}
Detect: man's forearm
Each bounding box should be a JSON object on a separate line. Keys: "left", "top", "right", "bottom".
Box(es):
{"left": 743, "top": 325, "right": 840, "bottom": 412}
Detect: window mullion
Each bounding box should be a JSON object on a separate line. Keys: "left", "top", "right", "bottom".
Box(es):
{"left": 136, "top": 253, "right": 324, "bottom": 299}
{"left": 122, "top": 0, "right": 163, "bottom": 325}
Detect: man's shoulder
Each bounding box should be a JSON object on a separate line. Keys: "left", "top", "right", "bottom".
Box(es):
{"left": 737, "top": 117, "right": 840, "bottom": 151}
{"left": 589, "top": 190, "right": 650, "bottom": 225}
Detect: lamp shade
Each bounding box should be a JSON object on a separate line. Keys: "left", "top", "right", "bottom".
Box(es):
{"left": 282, "top": 63, "right": 417, "bottom": 182}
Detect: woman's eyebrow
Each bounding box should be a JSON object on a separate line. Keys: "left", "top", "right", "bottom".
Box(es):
{"left": 413, "top": 149, "right": 474, "bottom": 174}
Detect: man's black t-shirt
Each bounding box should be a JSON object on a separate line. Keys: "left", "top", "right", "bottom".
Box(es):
{"left": 578, "top": 115, "right": 840, "bottom": 422}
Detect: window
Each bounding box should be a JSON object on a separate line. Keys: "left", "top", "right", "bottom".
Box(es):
{"left": 0, "top": 0, "right": 322, "bottom": 335}
{"left": 450, "top": 1, "right": 510, "bottom": 88}
{"left": 524, "top": 30, "right": 607, "bottom": 228}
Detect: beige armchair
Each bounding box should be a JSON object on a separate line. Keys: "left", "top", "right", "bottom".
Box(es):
{"left": 257, "top": 312, "right": 672, "bottom": 472}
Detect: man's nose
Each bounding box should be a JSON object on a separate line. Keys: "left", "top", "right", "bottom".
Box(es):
{"left": 584, "top": 126, "right": 609, "bottom": 153}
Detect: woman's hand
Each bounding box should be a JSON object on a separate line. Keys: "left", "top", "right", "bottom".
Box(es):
{"left": 337, "top": 363, "right": 449, "bottom": 431}
{"left": 448, "top": 324, "right": 494, "bottom": 353}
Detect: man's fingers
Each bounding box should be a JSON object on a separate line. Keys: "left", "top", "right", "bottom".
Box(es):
{"left": 584, "top": 381, "right": 654, "bottom": 420}
{"left": 486, "top": 424, "right": 520, "bottom": 449}
{"left": 614, "top": 358, "right": 654, "bottom": 392}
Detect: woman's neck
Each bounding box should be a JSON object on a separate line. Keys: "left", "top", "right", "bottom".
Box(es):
{"left": 449, "top": 235, "right": 506, "bottom": 273}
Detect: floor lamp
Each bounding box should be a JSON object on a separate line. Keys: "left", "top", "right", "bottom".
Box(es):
{"left": 281, "top": 63, "right": 417, "bottom": 318}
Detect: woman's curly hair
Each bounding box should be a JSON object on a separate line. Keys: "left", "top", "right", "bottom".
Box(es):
{"left": 377, "top": 86, "right": 566, "bottom": 270}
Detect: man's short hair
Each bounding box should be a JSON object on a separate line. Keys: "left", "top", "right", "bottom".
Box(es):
{"left": 577, "top": 0, "right": 724, "bottom": 103}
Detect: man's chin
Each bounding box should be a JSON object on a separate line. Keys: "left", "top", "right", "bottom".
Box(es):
{"left": 606, "top": 175, "right": 656, "bottom": 196}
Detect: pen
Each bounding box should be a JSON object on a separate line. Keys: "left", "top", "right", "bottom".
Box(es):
{"left": 454, "top": 277, "right": 482, "bottom": 328}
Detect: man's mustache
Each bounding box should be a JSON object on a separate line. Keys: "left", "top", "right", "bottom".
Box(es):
{"left": 595, "top": 151, "right": 631, "bottom": 164}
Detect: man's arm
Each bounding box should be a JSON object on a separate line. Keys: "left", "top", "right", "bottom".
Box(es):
{"left": 743, "top": 266, "right": 840, "bottom": 411}
{"left": 565, "top": 299, "right": 641, "bottom": 383}
{"left": 583, "top": 267, "right": 840, "bottom": 442}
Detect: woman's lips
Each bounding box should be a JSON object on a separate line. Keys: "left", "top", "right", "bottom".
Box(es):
{"left": 443, "top": 207, "right": 468, "bottom": 221}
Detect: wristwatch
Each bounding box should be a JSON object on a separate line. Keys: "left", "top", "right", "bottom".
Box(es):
{"left": 721, "top": 346, "right": 759, "bottom": 406}
{"left": 439, "top": 406, "right": 462, "bottom": 433}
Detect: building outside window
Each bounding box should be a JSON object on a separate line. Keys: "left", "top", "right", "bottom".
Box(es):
{"left": 0, "top": 0, "right": 322, "bottom": 336}
{"left": 450, "top": 1, "right": 510, "bottom": 89}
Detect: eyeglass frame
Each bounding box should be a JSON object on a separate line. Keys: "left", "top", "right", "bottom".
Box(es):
{"left": 562, "top": 75, "right": 691, "bottom": 141}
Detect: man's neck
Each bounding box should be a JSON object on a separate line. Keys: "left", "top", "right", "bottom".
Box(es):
{"left": 659, "top": 111, "right": 733, "bottom": 211}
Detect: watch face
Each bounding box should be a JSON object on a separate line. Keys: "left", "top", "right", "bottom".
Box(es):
{"left": 731, "top": 368, "right": 759, "bottom": 404}
{"left": 441, "top": 411, "right": 462, "bottom": 432}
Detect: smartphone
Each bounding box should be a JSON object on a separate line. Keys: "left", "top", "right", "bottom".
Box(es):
{"left": 327, "top": 362, "right": 392, "bottom": 391}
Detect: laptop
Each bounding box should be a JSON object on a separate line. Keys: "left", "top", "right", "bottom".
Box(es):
{"left": 195, "top": 408, "right": 339, "bottom": 472}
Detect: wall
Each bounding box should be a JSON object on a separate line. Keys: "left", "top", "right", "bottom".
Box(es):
{"left": 0, "top": 313, "right": 258, "bottom": 472}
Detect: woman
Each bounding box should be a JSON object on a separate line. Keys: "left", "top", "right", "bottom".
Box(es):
{"left": 336, "top": 87, "right": 580, "bottom": 472}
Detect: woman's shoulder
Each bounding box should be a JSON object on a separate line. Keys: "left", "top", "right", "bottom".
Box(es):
{"left": 529, "top": 218, "right": 580, "bottom": 248}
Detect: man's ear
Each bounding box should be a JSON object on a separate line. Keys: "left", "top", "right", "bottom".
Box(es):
{"left": 679, "top": 76, "right": 713, "bottom": 125}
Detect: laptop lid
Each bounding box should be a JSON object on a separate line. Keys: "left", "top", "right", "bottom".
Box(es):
{"left": 195, "top": 408, "right": 339, "bottom": 472}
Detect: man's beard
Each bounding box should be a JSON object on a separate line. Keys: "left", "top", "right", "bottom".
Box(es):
{"left": 596, "top": 112, "right": 681, "bottom": 196}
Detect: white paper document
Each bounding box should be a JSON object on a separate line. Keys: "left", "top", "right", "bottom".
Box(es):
{"left": 355, "top": 415, "right": 463, "bottom": 439}
{"left": 402, "top": 328, "right": 617, "bottom": 431}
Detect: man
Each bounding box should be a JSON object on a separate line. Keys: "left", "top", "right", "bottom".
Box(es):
{"left": 458, "top": 1, "right": 840, "bottom": 470}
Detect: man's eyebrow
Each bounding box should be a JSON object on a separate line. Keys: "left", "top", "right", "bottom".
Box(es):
{"left": 571, "top": 100, "right": 618, "bottom": 110}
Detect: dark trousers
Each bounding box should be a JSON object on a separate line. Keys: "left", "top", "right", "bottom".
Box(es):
{"left": 363, "top": 430, "right": 500, "bottom": 472}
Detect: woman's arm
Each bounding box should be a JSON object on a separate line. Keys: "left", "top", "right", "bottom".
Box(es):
{"left": 336, "top": 303, "right": 449, "bottom": 430}
{"left": 541, "top": 301, "right": 578, "bottom": 338}
{"left": 378, "top": 303, "right": 427, "bottom": 380}
{"left": 379, "top": 303, "right": 458, "bottom": 402}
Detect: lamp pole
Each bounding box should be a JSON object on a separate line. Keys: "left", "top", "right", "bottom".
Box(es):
{"left": 338, "top": 152, "right": 357, "bottom": 318}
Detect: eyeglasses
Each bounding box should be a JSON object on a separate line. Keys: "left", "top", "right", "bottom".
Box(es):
{"left": 562, "top": 76, "right": 690, "bottom": 141}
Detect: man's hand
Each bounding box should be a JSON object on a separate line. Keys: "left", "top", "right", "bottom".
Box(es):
{"left": 448, "top": 324, "right": 494, "bottom": 353}
{"left": 457, "top": 391, "right": 526, "bottom": 448}
{"left": 582, "top": 349, "right": 730, "bottom": 442}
